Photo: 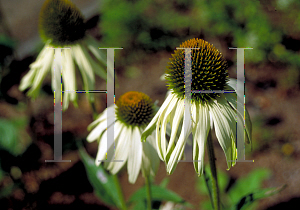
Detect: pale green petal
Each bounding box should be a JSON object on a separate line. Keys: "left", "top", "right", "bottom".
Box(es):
{"left": 209, "top": 100, "right": 236, "bottom": 170}
{"left": 87, "top": 106, "right": 115, "bottom": 131}
{"left": 166, "top": 99, "right": 184, "bottom": 154}
{"left": 128, "top": 127, "right": 142, "bottom": 183}
{"left": 87, "top": 117, "right": 115, "bottom": 142}
{"left": 142, "top": 132, "right": 160, "bottom": 177}
{"left": 19, "top": 67, "right": 38, "bottom": 91}
{"left": 87, "top": 112, "right": 106, "bottom": 131}
{"left": 224, "top": 92, "right": 252, "bottom": 144}
{"left": 155, "top": 94, "right": 178, "bottom": 160}
{"left": 19, "top": 45, "right": 52, "bottom": 92}
{"left": 72, "top": 44, "right": 95, "bottom": 102}
{"left": 166, "top": 104, "right": 192, "bottom": 174}
{"left": 142, "top": 93, "right": 176, "bottom": 142}
{"left": 27, "top": 49, "right": 54, "bottom": 98}
{"left": 81, "top": 42, "right": 106, "bottom": 79}
{"left": 216, "top": 96, "right": 238, "bottom": 139}
{"left": 160, "top": 73, "right": 167, "bottom": 81}
{"left": 160, "top": 95, "right": 179, "bottom": 160}
{"left": 29, "top": 45, "right": 50, "bottom": 69}
{"left": 87, "top": 120, "right": 107, "bottom": 142}
{"left": 227, "top": 78, "right": 244, "bottom": 101}
{"left": 216, "top": 96, "right": 238, "bottom": 167}
{"left": 192, "top": 103, "right": 200, "bottom": 175}
{"left": 106, "top": 122, "right": 128, "bottom": 174}
{"left": 62, "top": 49, "right": 77, "bottom": 110}
{"left": 193, "top": 102, "right": 210, "bottom": 176}
{"left": 85, "top": 35, "right": 107, "bottom": 64}
{"left": 94, "top": 129, "right": 115, "bottom": 166}
{"left": 95, "top": 120, "right": 126, "bottom": 168}
{"left": 226, "top": 80, "right": 252, "bottom": 144}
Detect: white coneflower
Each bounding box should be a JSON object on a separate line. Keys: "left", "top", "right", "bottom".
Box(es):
{"left": 87, "top": 91, "right": 160, "bottom": 184}
{"left": 19, "top": 0, "right": 106, "bottom": 110}
{"left": 142, "top": 38, "right": 252, "bottom": 176}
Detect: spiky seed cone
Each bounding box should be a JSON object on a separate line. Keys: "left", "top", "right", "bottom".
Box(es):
{"left": 39, "top": 0, "right": 86, "bottom": 47}
{"left": 166, "top": 38, "right": 228, "bottom": 102}
{"left": 116, "top": 91, "right": 154, "bottom": 127}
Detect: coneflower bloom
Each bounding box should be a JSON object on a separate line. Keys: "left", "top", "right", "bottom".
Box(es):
{"left": 19, "top": 0, "right": 106, "bottom": 110}
{"left": 87, "top": 91, "right": 160, "bottom": 184}
{"left": 142, "top": 38, "right": 252, "bottom": 176}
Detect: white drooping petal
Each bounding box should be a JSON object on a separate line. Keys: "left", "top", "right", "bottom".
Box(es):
{"left": 216, "top": 96, "right": 238, "bottom": 166}
{"left": 224, "top": 92, "right": 252, "bottom": 144}
{"left": 226, "top": 80, "right": 252, "bottom": 143}
{"left": 29, "top": 44, "right": 50, "bottom": 69}
{"left": 160, "top": 95, "right": 179, "bottom": 159}
{"left": 128, "top": 127, "right": 143, "bottom": 184}
{"left": 166, "top": 99, "right": 192, "bottom": 174}
{"left": 28, "top": 49, "right": 54, "bottom": 97}
{"left": 95, "top": 129, "right": 115, "bottom": 166}
{"left": 209, "top": 100, "right": 236, "bottom": 170}
{"left": 156, "top": 94, "right": 178, "bottom": 160}
{"left": 62, "top": 49, "right": 77, "bottom": 110}
{"left": 81, "top": 41, "right": 106, "bottom": 79}
{"left": 167, "top": 99, "right": 184, "bottom": 154}
{"left": 193, "top": 102, "right": 210, "bottom": 176}
{"left": 142, "top": 92, "right": 176, "bottom": 142}
{"left": 87, "top": 120, "right": 107, "bottom": 143}
{"left": 19, "top": 68, "right": 38, "bottom": 91}
{"left": 87, "top": 106, "right": 115, "bottom": 131}
{"left": 87, "top": 108, "right": 116, "bottom": 143}
{"left": 227, "top": 78, "right": 244, "bottom": 101}
{"left": 107, "top": 122, "right": 128, "bottom": 174}
{"left": 72, "top": 44, "right": 95, "bottom": 102}
{"left": 85, "top": 35, "right": 107, "bottom": 64}
{"left": 20, "top": 45, "right": 50, "bottom": 91}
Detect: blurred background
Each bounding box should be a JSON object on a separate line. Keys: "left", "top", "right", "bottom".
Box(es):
{"left": 0, "top": 0, "right": 300, "bottom": 209}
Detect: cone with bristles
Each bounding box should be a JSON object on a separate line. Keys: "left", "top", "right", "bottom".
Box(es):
{"left": 166, "top": 38, "right": 228, "bottom": 103}
{"left": 39, "top": 0, "right": 86, "bottom": 47}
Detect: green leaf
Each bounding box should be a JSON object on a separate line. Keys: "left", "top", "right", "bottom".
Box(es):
{"left": 0, "top": 118, "right": 18, "bottom": 155}
{"left": 228, "top": 168, "right": 271, "bottom": 204}
{"left": 231, "top": 185, "right": 286, "bottom": 210}
{"left": 131, "top": 200, "right": 147, "bottom": 210}
{"left": 79, "top": 148, "right": 123, "bottom": 209}
{"left": 0, "top": 118, "right": 31, "bottom": 156}
{"left": 197, "top": 166, "right": 229, "bottom": 194}
{"left": 128, "top": 185, "right": 192, "bottom": 208}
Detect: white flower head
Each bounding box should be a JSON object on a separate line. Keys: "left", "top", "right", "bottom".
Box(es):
{"left": 19, "top": 0, "right": 106, "bottom": 110}
{"left": 87, "top": 91, "right": 160, "bottom": 184}
{"left": 142, "top": 38, "right": 252, "bottom": 176}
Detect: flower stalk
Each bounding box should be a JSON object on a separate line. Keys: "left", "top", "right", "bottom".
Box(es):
{"left": 207, "top": 131, "right": 220, "bottom": 210}
{"left": 143, "top": 170, "right": 152, "bottom": 210}
{"left": 112, "top": 174, "right": 127, "bottom": 210}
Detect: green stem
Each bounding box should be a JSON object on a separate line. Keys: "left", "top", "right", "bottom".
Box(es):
{"left": 90, "top": 101, "right": 98, "bottom": 120}
{"left": 144, "top": 171, "right": 152, "bottom": 210}
{"left": 206, "top": 131, "right": 220, "bottom": 210}
{"left": 112, "top": 174, "right": 127, "bottom": 210}
{"left": 203, "top": 167, "right": 214, "bottom": 208}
